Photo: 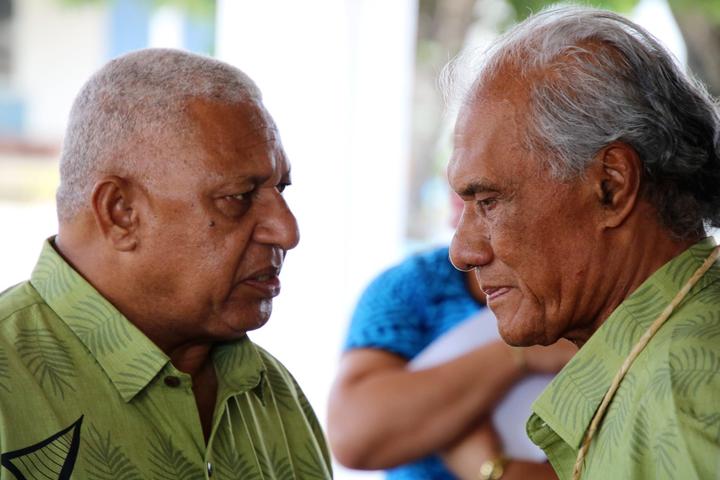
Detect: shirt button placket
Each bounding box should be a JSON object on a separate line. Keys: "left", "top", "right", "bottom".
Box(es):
{"left": 207, "top": 461, "right": 214, "bottom": 477}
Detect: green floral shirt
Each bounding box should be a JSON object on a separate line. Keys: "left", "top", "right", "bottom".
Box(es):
{"left": 527, "top": 238, "right": 720, "bottom": 479}
{"left": 0, "top": 239, "right": 332, "bottom": 479}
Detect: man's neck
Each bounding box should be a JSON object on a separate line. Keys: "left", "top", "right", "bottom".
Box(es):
{"left": 567, "top": 226, "right": 700, "bottom": 347}
{"left": 165, "top": 341, "right": 214, "bottom": 378}
{"left": 58, "top": 223, "right": 217, "bottom": 379}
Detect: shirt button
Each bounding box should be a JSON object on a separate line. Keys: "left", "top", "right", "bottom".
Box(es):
{"left": 207, "top": 462, "right": 214, "bottom": 477}
{"left": 164, "top": 376, "right": 181, "bottom": 387}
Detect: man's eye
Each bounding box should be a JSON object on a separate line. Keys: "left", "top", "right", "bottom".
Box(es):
{"left": 476, "top": 197, "right": 498, "bottom": 214}
{"left": 277, "top": 182, "right": 291, "bottom": 193}
{"left": 227, "top": 191, "right": 251, "bottom": 201}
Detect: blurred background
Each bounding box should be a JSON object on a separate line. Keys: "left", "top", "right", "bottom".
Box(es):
{"left": 0, "top": 0, "right": 718, "bottom": 478}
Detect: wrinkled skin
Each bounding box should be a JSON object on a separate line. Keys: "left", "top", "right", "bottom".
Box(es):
{"left": 126, "top": 98, "right": 299, "bottom": 347}
{"left": 447, "top": 86, "right": 604, "bottom": 346}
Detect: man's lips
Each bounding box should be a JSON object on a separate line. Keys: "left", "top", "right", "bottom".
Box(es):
{"left": 482, "top": 286, "right": 512, "bottom": 301}
{"left": 241, "top": 266, "right": 282, "bottom": 297}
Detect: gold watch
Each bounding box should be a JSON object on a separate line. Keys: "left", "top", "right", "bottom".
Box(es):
{"left": 478, "top": 455, "right": 509, "bottom": 480}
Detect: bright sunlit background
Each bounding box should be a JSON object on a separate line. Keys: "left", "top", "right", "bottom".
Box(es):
{"left": 1, "top": 0, "right": 718, "bottom": 478}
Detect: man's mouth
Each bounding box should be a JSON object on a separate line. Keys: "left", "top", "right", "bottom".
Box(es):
{"left": 482, "top": 286, "right": 511, "bottom": 301}
{"left": 253, "top": 274, "right": 275, "bottom": 282}
{"left": 242, "top": 266, "right": 282, "bottom": 297}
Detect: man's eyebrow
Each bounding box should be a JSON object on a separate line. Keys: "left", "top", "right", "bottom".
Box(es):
{"left": 210, "top": 174, "right": 270, "bottom": 188}
{"left": 458, "top": 180, "right": 503, "bottom": 197}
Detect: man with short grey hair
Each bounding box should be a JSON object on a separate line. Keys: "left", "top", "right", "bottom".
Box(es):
{"left": 446, "top": 5, "right": 720, "bottom": 480}
{"left": 0, "top": 49, "right": 332, "bottom": 479}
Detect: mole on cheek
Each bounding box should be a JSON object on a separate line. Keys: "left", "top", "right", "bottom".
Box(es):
{"left": 209, "top": 220, "right": 216, "bottom": 227}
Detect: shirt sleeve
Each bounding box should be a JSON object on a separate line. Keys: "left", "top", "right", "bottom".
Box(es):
{"left": 343, "top": 258, "right": 430, "bottom": 360}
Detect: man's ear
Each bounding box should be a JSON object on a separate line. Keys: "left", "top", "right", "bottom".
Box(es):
{"left": 590, "top": 141, "right": 642, "bottom": 229}
{"left": 91, "top": 176, "right": 139, "bottom": 251}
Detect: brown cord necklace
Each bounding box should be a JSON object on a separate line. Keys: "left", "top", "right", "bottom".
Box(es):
{"left": 571, "top": 246, "right": 720, "bottom": 480}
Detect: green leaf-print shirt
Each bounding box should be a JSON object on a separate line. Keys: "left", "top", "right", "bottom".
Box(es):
{"left": 527, "top": 237, "right": 720, "bottom": 479}
{"left": 0, "top": 239, "right": 333, "bottom": 479}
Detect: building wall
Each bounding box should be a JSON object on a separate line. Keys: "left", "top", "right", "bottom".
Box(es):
{"left": 13, "top": 0, "right": 108, "bottom": 142}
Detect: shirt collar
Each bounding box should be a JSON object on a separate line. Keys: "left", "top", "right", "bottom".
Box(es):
{"left": 31, "top": 238, "right": 171, "bottom": 402}
{"left": 531, "top": 236, "right": 719, "bottom": 449}
{"left": 212, "top": 337, "right": 267, "bottom": 403}
{"left": 31, "top": 238, "right": 268, "bottom": 403}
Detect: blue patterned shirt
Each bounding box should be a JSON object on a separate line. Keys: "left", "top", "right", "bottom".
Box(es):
{"left": 344, "top": 247, "right": 483, "bottom": 480}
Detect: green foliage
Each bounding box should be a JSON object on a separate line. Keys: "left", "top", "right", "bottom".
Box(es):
{"left": 507, "top": 0, "right": 720, "bottom": 24}
{"left": 57, "top": 0, "right": 215, "bottom": 20}
{"left": 506, "top": 0, "right": 640, "bottom": 20}
{"left": 669, "top": 0, "right": 720, "bottom": 23}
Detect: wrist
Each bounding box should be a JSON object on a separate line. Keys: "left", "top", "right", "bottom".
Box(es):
{"left": 508, "top": 346, "right": 527, "bottom": 375}
{"left": 478, "top": 455, "right": 509, "bottom": 480}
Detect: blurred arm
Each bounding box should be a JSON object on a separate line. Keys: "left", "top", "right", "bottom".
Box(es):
{"left": 327, "top": 340, "right": 576, "bottom": 470}
{"left": 327, "top": 343, "right": 522, "bottom": 469}
{"left": 440, "top": 418, "right": 557, "bottom": 480}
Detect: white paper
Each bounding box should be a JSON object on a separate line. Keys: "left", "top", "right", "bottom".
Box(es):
{"left": 409, "top": 309, "right": 550, "bottom": 461}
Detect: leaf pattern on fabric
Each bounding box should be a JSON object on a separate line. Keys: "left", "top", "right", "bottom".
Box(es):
{"left": 66, "top": 299, "right": 134, "bottom": 356}
{"left": 254, "top": 441, "right": 272, "bottom": 478}
{"left": 667, "top": 253, "right": 700, "bottom": 289}
{"left": 214, "top": 341, "right": 254, "bottom": 378}
{"left": 605, "top": 285, "right": 663, "bottom": 355}
{"left": 289, "top": 375, "right": 315, "bottom": 428}
{"left": 114, "top": 351, "right": 167, "bottom": 397}
{"left": 262, "top": 445, "right": 294, "bottom": 480}
{"left": 670, "top": 346, "right": 720, "bottom": 396}
{"left": 549, "top": 355, "right": 609, "bottom": 430}
{"left": 33, "top": 253, "right": 79, "bottom": 302}
{"left": 273, "top": 453, "right": 295, "bottom": 480}
{"left": 265, "top": 362, "right": 297, "bottom": 412}
{"left": 647, "top": 365, "right": 672, "bottom": 400}
{"left": 0, "top": 348, "right": 10, "bottom": 393}
{"left": 629, "top": 406, "right": 651, "bottom": 467}
{"left": 214, "top": 435, "right": 262, "bottom": 479}
{"left": 696, "top": 412, "right": 720, "bottom": 443}
{"left": 288, "top": 375, "right": 332, "bottom": 474}
{"left": 17, "top": 328, "right": 75, "bottom": 399}
{"left": 653, "top": 420, "right": 679, "bottom": 478}
{"left": 693, "top": 285, "right": 720, "bottom": 305}
{"left": 295, "top": 442, "right": 332, "bottom": 479}
{"left": 596, "top": 373, "right": 637, "bottom": 458}
{"left": 84, "top": 424, "right": 142, "bottom": 480}
{"left": 672, "top": 312, "right": 720, "bottom": 341}
{"left": 147, "top": 430, "right": 203, "bottom": 480}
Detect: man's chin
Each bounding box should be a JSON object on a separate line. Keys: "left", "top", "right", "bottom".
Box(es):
{"left": 216, "top": 302, "right": 273, "bottom": 338}
{"left": 494, "top": 311, "right": 548, "bottom": 346}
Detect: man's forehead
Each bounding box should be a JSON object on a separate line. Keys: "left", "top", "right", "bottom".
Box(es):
{"left": 186, "top": 96, "right": 276, "bottom": 130}
{"left": 448, "top": 87, "right": 529, "bottom": 194}
{"left": 184, "top": 97, "right": 284, "bottom": 150}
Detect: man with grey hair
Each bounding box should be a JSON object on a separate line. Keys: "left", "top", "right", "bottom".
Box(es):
{"left": 0, "top": 49, "right": 332, "bottom": 479}
{"left": 446, "top": 5, "right": 720, "bottom": 480}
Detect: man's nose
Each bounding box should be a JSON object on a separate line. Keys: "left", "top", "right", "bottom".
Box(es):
{"left": 449, "top": 209, "right": 493, "bottom": 271}
{"left": 255, "top": 190, "right": 300, "bottom": 251}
